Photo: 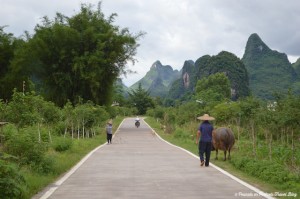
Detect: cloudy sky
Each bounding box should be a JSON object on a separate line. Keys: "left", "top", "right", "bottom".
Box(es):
{"left": 1, "top": 0, "right": 300, "bottom": 86}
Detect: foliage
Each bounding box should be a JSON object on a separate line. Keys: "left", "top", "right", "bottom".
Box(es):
{"left": 0, "top": 99, "right": 7, "bottom": 121}
{"left": 211, "top": 101, "right": 241, "bottom": 125}
{"left": 175, "top": 102, "right": 200, "bottom": 125}
{"left": 168, "top": 78, "right": 185, "bottom": 100}
{"left": 242, "top": 33, "right": 298, "bottom": 99}
{"left": 146, "top": 106, "right": 165, "bottom": 119}
{"left": 112, "top": 78, "right": 128, "bottom": 106}
{"left": 195, "top": 73, "right": 231, "bottom": 108}
{"left": 196, "top": 51, "right": 250, "bottom": 100}
{"left": 4, "top": 126, "right": 48, "bottom": 166}
{"left": 52, "top": 137, "right": 73, "bottom": 152}
{"left": 0, "top": 27, "right": 25, "bottom": 100}
{"left": 0, "top": 158, "right": 26, "bottom": 199}
{"left": 292, "top": 58, "right": 300, "bottom": 77}
{"left": 230, "top": 157, "right": 298, "bottom": 184}
{"left": 128, "top": 83, "right": 154, "bottom": 115}
{"left": 4, "top": 90, "right": 60, "bottom": 129}
{"left": 3, "top": 3, "right": 143, "bottom": 106}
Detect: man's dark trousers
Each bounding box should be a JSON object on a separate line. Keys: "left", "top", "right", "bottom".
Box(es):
{"left": 199, "top": 141, "right": 212, "bottom": 166}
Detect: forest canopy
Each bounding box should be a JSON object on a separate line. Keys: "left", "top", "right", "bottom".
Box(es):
{"left": 0, "top": 3, "right": 143, "bottom": 106}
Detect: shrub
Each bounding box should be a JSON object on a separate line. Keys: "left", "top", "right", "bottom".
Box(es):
{"left": 4, "top": 127, "right": 48, "bottom": 166}
{"left": 0, "top": 159, "right": 26, "bottom": 199}
{"left": 31, "top": 155, "right": 55, "bottom": 174}
{"left": 230, "top": 157, "right": 297, "bottom": 184}
{"left": 52, "top": 137, "right": 72, "bottom": 152}
{"left": 174, "top": 128, "right": 190, "bottom": 140}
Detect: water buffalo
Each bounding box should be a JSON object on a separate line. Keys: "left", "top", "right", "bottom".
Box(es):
{"left": 212, "top": 127, "right": 235, "bottom": 161}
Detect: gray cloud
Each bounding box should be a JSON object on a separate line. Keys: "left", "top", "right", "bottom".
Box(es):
{"left": 1, "top": 0, "right": 299, "bottom": 86}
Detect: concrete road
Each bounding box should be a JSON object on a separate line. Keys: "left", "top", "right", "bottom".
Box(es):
{"left": 38, "top": 118, "right": 272, "bottom": 199}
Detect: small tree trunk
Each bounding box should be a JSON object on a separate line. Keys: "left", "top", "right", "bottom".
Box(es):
{"left": 64, "top": 127, "right": 67, "bottom": 138}
{"left": 281, "top": 128, "right": 284, "bottom": 145}
{"left": 77, "top": 123, "right": 80, "bottom": 139}
{"left": 268, "top": 131, "right": 272, "bottom": 161}
{"left": 38, "top": 123, "right": 41, "bottom": 143}
{"left": 71, "top": 122, "right": 74, "bottom": 139}
{"left": 235, "top": 117, "right": 241, "bottom": 150}
{"left": 250, "top": 120, "right": 256, "bottom": 159}
{"left": 48, "top": 130, "right": 52, "bottom": 143}
{"left": 286, "top": 128, "right": 289, "bottom": 146}
{"left": 292, "top": 129, "right": 295, "bottom": 167}
{"left": 82, "top": 119, "right": 85, "bottom": 139}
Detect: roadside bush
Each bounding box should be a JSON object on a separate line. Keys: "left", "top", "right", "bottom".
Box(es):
{"left": 52, "top": 121, "right": 66, "bottom": 136}
{"left": 4, "top": 127, "right": 48, "bottom": 166}
{"left": 153, "top": 106, "right": 165, "bottom": 119}
{"left": 0, "top": 159, "right": 26, "bottom": 199}
{"left": 52, "top": 137, "right": 72, "bottom": 152}
{"left": 174, "top": 128, "right": 190, "bottom": 140}
{"left": 31, "top": 155, "right": 55, "bottom": 174}
{"left": 1, "top": 123, "right": 18, "bottom": 142}
{"left": 231, "top": 157, "right": 297, "bottom": 184}
{"left": 176, "top": 102, "right": 199, "bottom": 125}
{"left": 146, "top": 109, "right": 154, "bottom": 117}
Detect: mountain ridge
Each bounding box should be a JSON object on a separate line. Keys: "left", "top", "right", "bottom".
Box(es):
{"left": 129, "top": 33, "right": 299, "bottom": 100}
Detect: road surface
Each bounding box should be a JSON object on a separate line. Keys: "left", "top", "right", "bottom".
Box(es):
{"left": 37, "top": 118, "right": 272, "bottom": 199}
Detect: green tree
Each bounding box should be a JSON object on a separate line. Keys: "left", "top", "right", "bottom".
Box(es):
{"left": 128, "top": 83, "right": 154, "bottom": 115}
{"left": 9, "top": 3, "right": 143, "bottom": 106}
{"left": 196, "top": 51, "right": 250, "bottom": 100}
{"left": 0, "top": 27, "right": 25, "bottom": 100}
{"left": 195, "top": 73, "right": 231, "bottom": 108}
{"left": 278, "top": 92, "right": 300, "bottom": 166}
{"left": 0, "top": 159, "right": 26, "bottom": 199}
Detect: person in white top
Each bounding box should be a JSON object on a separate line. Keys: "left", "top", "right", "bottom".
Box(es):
{"left": 135, "top": 116, "right": 140, "bottom": 128}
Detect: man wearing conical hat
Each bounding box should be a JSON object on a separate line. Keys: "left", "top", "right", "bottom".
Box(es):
{"left": 196, "top": 114, "right": 215, "bottom": 167}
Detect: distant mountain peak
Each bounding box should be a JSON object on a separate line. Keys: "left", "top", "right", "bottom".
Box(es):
{"left": 242, "top": 33, "right": 297, "bottom": 99}
{"left": 150, "top": 60, "right": 162, "bottom": 70}
{"left": 130, "top": 60, "right": 180, "bottom": 97}
{"left": 244, "top": 33, "right": 271, "bottom": 58}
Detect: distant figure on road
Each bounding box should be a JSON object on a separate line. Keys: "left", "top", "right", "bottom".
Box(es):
{"left": 196, "top": 114, "right": 215, "bottom": 167}
{"left": 135, "top": 116, "right": 140, "bottom": 128}
{"left": 106, "top": 119, "right": 113, "bottom": 144}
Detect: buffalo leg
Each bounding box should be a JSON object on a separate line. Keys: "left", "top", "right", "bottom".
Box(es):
{"left": 224, "top": 150, "right": 227, "bottom": 161}
{"left": 215, "top": 149, "right": 218, "bottom": 160}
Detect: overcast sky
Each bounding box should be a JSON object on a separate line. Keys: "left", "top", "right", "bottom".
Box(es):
{"left": 1, "top": 0, "right": 300, "bottom": 86}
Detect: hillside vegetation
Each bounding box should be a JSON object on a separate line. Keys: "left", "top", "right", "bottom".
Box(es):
{"left": 242, "top": 33, "right": 298, "bottom": 99}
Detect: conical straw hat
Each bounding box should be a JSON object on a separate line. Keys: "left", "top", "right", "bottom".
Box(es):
{"left": 107, "top": 119, "right": 113, "bottom": 124}
{"left": 197, "top": 114, "right": 215, "bottom": 121}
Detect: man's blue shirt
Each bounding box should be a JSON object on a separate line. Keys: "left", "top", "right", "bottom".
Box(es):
{"left": 198, "top": 121, "right": 213, "bottom": 142}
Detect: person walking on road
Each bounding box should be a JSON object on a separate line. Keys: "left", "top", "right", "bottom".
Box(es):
{"left": 106, "top": 119, "right": 113, "bottom": 144}
{"left": 196, "top": 114, "right": 215, "bottom": 167}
